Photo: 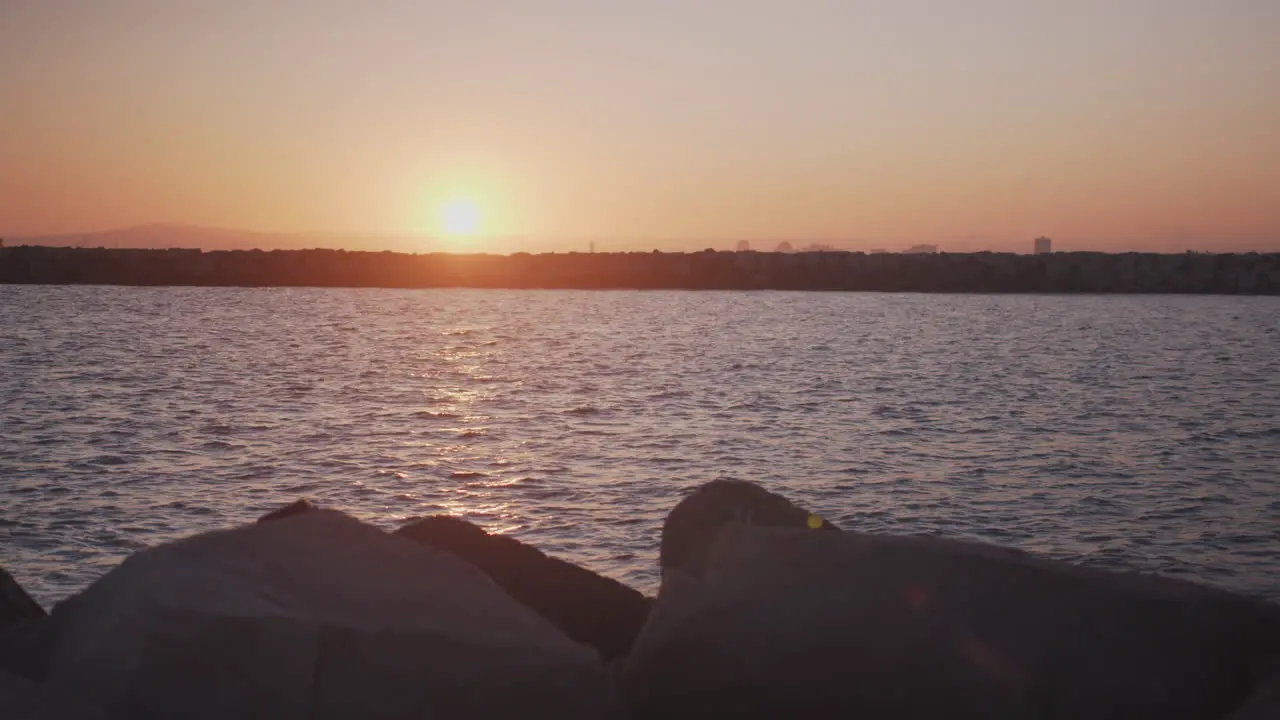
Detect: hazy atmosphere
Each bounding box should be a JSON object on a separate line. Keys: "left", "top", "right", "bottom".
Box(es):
{"left": 2, "top": 1, "right": 1278, "bottom": 253}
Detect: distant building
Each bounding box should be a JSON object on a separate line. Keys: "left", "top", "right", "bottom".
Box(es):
{"left": 869, "top": 248, "right": 888, "bottom": 254}
{"left": 735, "top": 240, "right": 751, "bottom": 252}
{"left": 799, "top": 243, "right": 835, "bottom": 252}
{"left": 589, "top": 241, "right": 596, "bottom": 254}
{"left": 1034, "top": 236, "right": 1052, "bottom": 255}
{"left": 775, "top": 241, "right": 794, "bottom": 253}
{"left": 902, "top": 244, "right": 938, "bottom": 254}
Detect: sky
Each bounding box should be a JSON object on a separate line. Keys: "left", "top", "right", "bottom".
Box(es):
{"left": 2, "top": 0, "right": 1278, "bottom": 253}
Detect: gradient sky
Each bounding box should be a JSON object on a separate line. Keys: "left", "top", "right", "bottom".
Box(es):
{"left": 2, "top": 1, "right": 1278, "bottom": 252}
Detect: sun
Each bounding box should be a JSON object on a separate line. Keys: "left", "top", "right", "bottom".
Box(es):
{"left": 439, "top": 199, "right": 482, "bottom": 237}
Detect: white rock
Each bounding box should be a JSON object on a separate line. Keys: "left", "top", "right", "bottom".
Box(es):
{"left": 43, "top": 509, "right": 616, "bottom": 719}
{"left": 622, "top": 524, "right": 1280, "bottom": 720}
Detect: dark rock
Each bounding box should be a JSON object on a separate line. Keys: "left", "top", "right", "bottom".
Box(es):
{"left": 42, "top": 509, "right": 616, "bottom": 719}
{"left": 659, "top": 479, "right": 838, "bottom": 574}
{"left": 396, "top": 515, "right": 652, "bottom": 661}
{"left": 0, "top": 670, "right": 108, "bottom": 719}
{"left": 0, "top": 571, "right": 47, "bottom": 683}
{"left": 623, "top": 481, "right": 1280, "bottom": 720}
{"left": 1228, "top": 663, "right": 1280, "bottom": 718}
{"left": 0, "top": 568, "right": 44, "bottom": 627}
{"left": 256, "top": 498, "right": 317, "bottom": 523}
{"left": 0, "top": 618, "right": 54, "bottom": 682}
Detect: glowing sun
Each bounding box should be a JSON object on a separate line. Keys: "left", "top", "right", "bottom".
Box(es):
{"left": 438, "top": 199, "right": 482, "bottom": 237}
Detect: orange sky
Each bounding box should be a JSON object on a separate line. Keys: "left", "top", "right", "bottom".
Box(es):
{"left": 2, "top": 1, "right": 1278, "bottom": 253}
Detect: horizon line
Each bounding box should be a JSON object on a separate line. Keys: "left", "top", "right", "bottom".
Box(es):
{"left": 5, "top": 222, "right": 1279, "bottom": 256}
{"left": 4, "top": 222, "right": 897, "bottom": 246}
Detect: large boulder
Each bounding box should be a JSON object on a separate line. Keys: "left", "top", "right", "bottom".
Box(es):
{"left": 0, "top": 670, "right": 108, "bottom": 720}
{"left": 622, "top": 482, "right": 1280, "bottom": 720}
{"left": 396, "top": 516, "right": 652, "bottom": 661}
{"left": 41, "top": 509, "right": 617, "bottom": 719}
{"left": 0, "top": 569, "right": 48, "bottom": 683}
{"left": 1227, "top": 664, "right": 1280, "bottom": 719}
{"left": 658, "top": 479, "right": 839, "bottom": 573}
{"left": 0, "top": 617, "right": 54, "bottom": 682}
{"left": 1, "top": 568, "right": 44, "bottom": 627}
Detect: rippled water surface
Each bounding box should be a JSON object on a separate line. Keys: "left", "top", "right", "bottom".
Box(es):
{"left": 2, "top": 286, "right": 1278, "bottom": 605}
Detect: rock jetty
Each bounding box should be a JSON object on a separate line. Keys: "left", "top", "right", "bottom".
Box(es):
{"left": 2, "top": 481, "right": 1278, "bottom": 718}
{"left": 625, "top": 482, "right": 1280, "bottom": 719}
{"left": 32, "top": 509, "right": 614, "bottom": 719}
{"left": 2, "top": 246, "right": 1279, "bottom": 294}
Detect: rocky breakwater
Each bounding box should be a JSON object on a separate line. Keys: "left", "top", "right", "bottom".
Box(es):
{"left": 3, "top": 245, "right": 1279, "bottom": 294}
{"left": 2, "top": 481, "right": 1278, "bottom": 718}
{"left": 1, "top": 508, "right": 615, "bottom": 719}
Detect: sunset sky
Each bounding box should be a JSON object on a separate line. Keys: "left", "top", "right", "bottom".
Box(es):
{"left": 2, "top": 1, "right": 1277, "bottom": 253}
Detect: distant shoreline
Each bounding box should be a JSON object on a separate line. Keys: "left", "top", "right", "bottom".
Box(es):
{"left": 2, "top": 246, "right": 1277, "bottom": 295}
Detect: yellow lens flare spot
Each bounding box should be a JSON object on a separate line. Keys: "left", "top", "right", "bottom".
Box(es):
{"left": 807, "top": 514, "right": 824, "bottom": 529}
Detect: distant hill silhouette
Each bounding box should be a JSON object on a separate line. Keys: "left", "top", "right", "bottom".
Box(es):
{"left": 10, "top": 224, "right": 433, "bottom": 253}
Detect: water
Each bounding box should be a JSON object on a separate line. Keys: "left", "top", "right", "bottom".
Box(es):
{"left": 2, "top": 286, "right": 1278, "bottom": 607}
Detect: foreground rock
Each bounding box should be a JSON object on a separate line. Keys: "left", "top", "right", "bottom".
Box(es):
{"left": 0, "top": 568, "right": 44, "bottom": 627}
{"left": 397, "top": 516, "right": 653, "bottom": 661}
{"left": 1, "top": 671, "right": 107, "bottom": 719}
{"left": 0, "top": 617, "right": 53, "bottom": 682}
{"left": 41, "top": 509, "right": 616, "bottom": 719}
{"left": 659, "top": 479, "right": 839, "bottom": 573}
{"left": 0, "top": 569, "right": 48, "bottom": 682}
{"left": 1227, "top": 665, "right": 1280, "bottom": 719}
{"left": 622, "top": 481, "right": 1280, "bottom": 719}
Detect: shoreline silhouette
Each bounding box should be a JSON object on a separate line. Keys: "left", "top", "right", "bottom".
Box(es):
{"left": 2, "top": 246, "right": 1278, "bottom": 294}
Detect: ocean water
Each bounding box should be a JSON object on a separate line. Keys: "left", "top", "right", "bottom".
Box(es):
{"left": 2, "top": 286, "right": 1278, "bottom": 607}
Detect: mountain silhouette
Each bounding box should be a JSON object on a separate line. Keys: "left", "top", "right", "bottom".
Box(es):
{"left": 9, "top": 224, "right": 434, "bottom": 253}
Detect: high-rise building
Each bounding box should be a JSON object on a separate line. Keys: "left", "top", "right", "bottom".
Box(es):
{"left": 903, "top": 244, "right": 938, "bottom": 254}
{"left": 1034, "top": 236, "right": 1052, "bottom": 254}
